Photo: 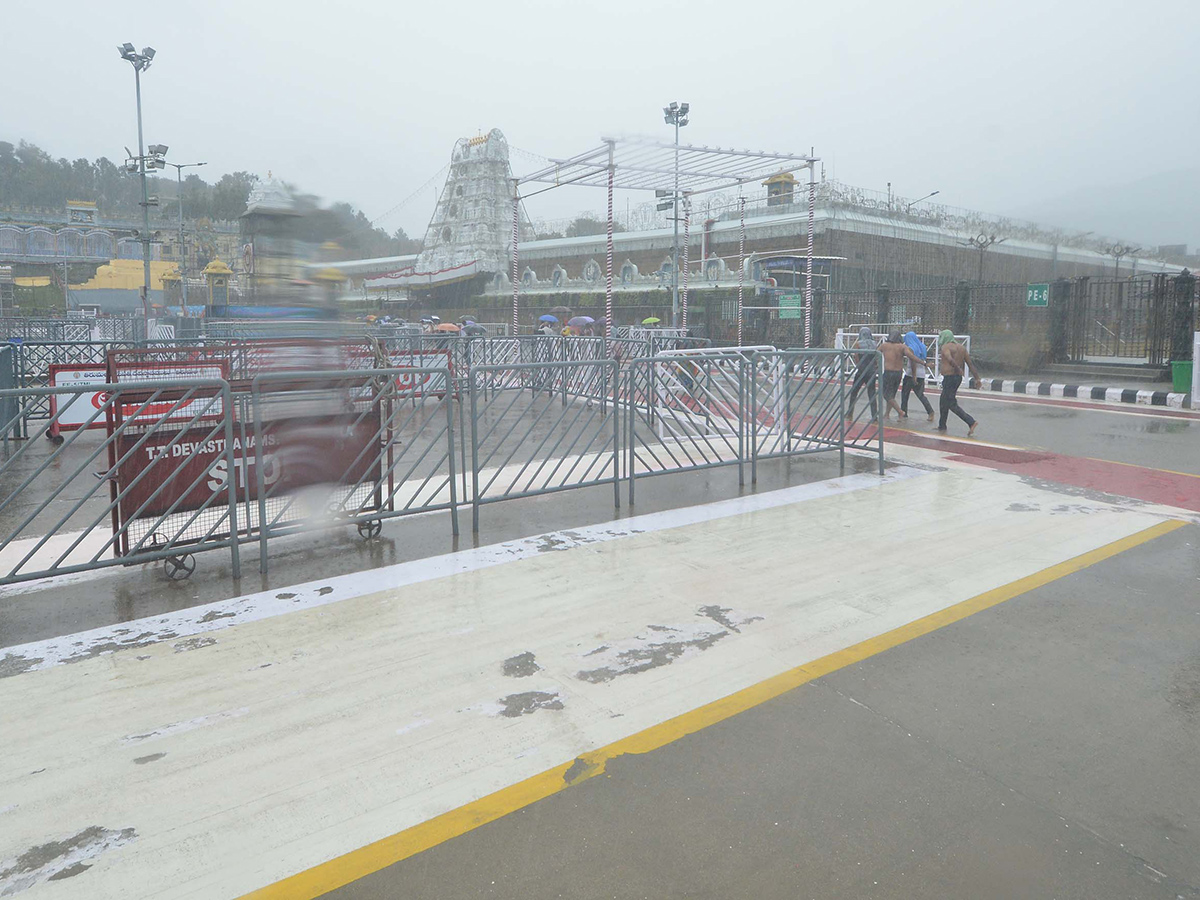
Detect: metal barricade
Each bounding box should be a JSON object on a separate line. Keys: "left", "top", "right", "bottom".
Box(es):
{"left": 624, "top": 352, "right": 748, "bottom": 503}
{"left": 249, "top": 367, "right": 459, "bottom": 574}
{"left": 748, "top": 349, "right": 883, "bottom": 480}
{"left": 0, "top": 377, "right": 240, "bottom": 585}
{"left": 469, "top": 359, "right": 620, "bottom": 530}
{"left": 840, "top": 349, "right": 886, "bottom": 458}
{"left": 0, "top": 343, "right": 17, "bottom": 445}
{"left": 14, "top": 341, "right": 125, "bottom": 428}
{"left": 624, "top": 346, "right": 884, "bottom": 503}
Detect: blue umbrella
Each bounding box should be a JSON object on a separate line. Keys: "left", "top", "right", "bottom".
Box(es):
{"left": 539, "top": 314, "right": 559, "bottom": 323}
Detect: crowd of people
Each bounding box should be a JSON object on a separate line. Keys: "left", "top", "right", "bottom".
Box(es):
{"left": 848, "top": 325, "right": 980, "bottom": 436}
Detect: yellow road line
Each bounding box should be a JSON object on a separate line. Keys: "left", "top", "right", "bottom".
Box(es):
{"left": 239, "top": 518, "right": 1187, "bottom": 900}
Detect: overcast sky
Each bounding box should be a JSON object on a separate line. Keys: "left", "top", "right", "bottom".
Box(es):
{"left": 4, "top": 0, "right": 1197, "bottom": 240}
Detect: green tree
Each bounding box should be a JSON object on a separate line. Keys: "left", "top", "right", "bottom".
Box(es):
{"left": 210, "top": 171, "right": 258, "bottom": 220}
{"left": 564, "top": 216, "right": 625, "bottom": 238}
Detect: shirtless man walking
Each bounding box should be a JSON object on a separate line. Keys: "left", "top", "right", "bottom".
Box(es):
{"left": 937, "top": 329, "right": 980, "bottom": 436}
{"left": 879, "top": 329, "right": 929, "bottom": 421}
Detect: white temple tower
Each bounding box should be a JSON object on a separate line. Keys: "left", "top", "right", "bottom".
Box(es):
{"left": 409, "top": 129, "right": 532, "bottom": 296}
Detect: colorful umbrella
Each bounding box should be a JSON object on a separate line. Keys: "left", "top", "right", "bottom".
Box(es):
{"left": 539, "top": 314, "right": 559, "bottom": 323}
{"left": 642, "top": 317, "right": 662, "bottom": 325}
{"left": 568, "top": 316, "right": 595, "bottom": 327}
{"left": 435, "top": 322, "right": 461, "bottom": 332}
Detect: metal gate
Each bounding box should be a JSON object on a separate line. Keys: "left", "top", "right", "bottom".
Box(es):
{"left": 1070, "top": 275, "right": 1171, "bottom": 363}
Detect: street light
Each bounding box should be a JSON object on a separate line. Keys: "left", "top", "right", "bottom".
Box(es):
{"left": 906, "top": 190, "right": 939, "bottom": 210}
{"left": 663, "top": 101, "right": 689, "bottom": 327}
{"left": 961, "top": 232, "right": 1006, "bottom": 283}
{"left": 165, "top": 161, "right": 206, "bottom": 306}
{"left": 1107, "top": 243, "right": 1139, "bottom": 277}
{"left": 117, "top": 42, "right": 157, "bottom": 318}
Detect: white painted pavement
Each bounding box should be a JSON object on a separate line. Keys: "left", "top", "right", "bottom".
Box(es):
{"left": 0, "top": 464, "right": 1171, "bottom": 898}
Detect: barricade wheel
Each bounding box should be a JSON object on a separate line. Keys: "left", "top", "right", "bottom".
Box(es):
{"left": 357, "top": 520, "right": 382, "bottom": 540}
{"left": 48, "top": 433, "right": 65, "bottom": 445}
{"left": 164, "top": 553, "right": 196, "bottom": 580}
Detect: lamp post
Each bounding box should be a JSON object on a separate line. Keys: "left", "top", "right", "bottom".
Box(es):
{"left": 166, "top": 160, "right": 207, "bottom": 306}
{"left": 663, "top": 101, "right": 689, "bottom": 327}
{"left": 1107, "top": 243, "right": 1139, "bottom": 277}
{"left": 962, "top": 232, "right": 1005, "bottom": 283}
{"left": 906, "top": 190, "right": 939, "bottom": 211}
{"left": 117, "top": 42, "right": 157, "bottom": 318}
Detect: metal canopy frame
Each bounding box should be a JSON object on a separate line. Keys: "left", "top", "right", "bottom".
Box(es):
{"left": 517, "top": 136, "right": 816, "bottom": 197}
{"left": 509, "top": 136, "right": 821, "bottom": 346}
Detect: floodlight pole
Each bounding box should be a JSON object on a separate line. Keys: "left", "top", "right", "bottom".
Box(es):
{"left": 664, "top": 101, "right": 688, "bottom": 328}
{"left": 134, "top": 64, "right": 152, "bottom": 317}
{"left": 672, "top": 117, "right": 680, "bottom": 327}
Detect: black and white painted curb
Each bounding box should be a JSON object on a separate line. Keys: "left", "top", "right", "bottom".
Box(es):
{"left": 964, "top": 378, "right": 1191, "bottom": 410}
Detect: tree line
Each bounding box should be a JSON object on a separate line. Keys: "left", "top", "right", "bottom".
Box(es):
{"left": 0, "top": 139, "right": 421, "bottom": 259}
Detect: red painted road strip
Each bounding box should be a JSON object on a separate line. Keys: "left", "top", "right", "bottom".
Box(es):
{"left": 886, "top": 430, "right": 1200, "bottom": 512}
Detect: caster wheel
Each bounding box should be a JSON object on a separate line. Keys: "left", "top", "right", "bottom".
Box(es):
{"left": 357, "top": 519, "right": 382, "bottom": 540}
{"left": 48, "top": 433, "right": 65, "bottom": 445}
{"left": 164, "top": 553, "right": 196, "bottom": 580}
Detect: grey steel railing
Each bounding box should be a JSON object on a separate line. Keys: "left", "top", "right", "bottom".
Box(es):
{"left": 249, "top": 366, "right": 459, "bottom": 573}
{"left": 0, "top": 345, "right": 883, "bottom": 587}
{"left": 624, "top": 348, "right": 883, "bottom": 503}
{"left": 624, "top": 353, "right": 748, "bottom": 504}
{"left": 469, "top": 358, "right": 620, "bottom": 530}
{"left": 0, "top": 378, "right": 240, "bottom": 584}
{"left": 749, "top": 349, "right": 884, "bottom": 481}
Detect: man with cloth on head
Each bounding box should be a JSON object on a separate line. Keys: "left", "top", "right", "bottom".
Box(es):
{"left": 879, "top": 329, "right": 928, "bottom": 421}
{"left": 937, "top": 329, "right": 980, "bottom": 436}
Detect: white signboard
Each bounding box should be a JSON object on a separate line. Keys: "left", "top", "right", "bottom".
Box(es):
{"left": 49, "top": 364, "right": 226, "bottom": 431}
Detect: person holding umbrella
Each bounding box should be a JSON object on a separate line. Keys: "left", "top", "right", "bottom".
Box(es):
{"left": 568, "top": 315, "right": 595, "bottom": 336}
{"left": 538, "top": 314, "right": 558, "bottom": 336}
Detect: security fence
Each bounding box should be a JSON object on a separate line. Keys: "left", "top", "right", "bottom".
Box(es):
{"left": 468, "top": 359, "right": 621, "bottom": 530}
{"left": 0, "top": 316, "right": 145, "bottom": 343}
{"left": 0, "top": 343, "right": 882, "bottom": 586}
{"left": 0, "top": 378, "right": 240, "bottom": 584}
{"left": 692, "top": 273, "right": 1199, "bottom": 368}
{"left": 250, "top": 368, "right": 460, "bottom": 573}
{"left": 625, "top": 348, "right": 882, "bottom": 504}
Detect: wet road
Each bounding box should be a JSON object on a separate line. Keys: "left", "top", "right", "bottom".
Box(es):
{"left": 902, "top": 390, "right": 1200, "bottom": 475}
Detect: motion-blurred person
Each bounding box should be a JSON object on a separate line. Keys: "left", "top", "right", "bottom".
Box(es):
{"left": 847, "top": 326, "right": 879, "bottom": 422}
{"left": 937, "top": 329, "right": 980, "bottom": 436}
{"left": 879, "top": 329, "right": 927, "bottom": 421}
{"left": 901, "top": 330, "right": 935, "bottom": 421}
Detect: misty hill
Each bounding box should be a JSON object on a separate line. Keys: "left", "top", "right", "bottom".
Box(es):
{"left": 1008, "top": 168, "right": 1200, "bottom": 253}
{"left": 0, "top": 139, "right": 421, "bottom": 260}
